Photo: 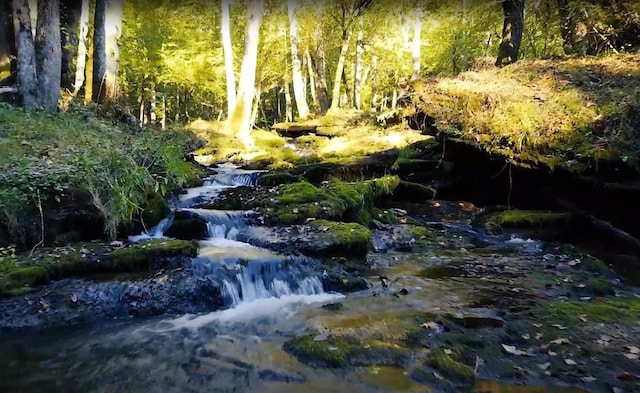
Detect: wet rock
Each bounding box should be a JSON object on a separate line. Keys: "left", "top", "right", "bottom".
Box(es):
{"left": 322, "top": 274, "right": 370, "bottom": 293}
{"left": 111, "top": 239, "right": 199, "bottom": 271}
{"left": 394, "top": 181, "right": 437, "bottom": 202}
{"left": 476, "top": 209, "right": 572, "bottom": 235}
{"left": 321, "top": 302, "right": 344, "bottom": 311}
{"left": 165, "top": 210, "right": 209, "bottom": 240}
{"left": 256, "top": 172, "right": 299, "bottom": 187}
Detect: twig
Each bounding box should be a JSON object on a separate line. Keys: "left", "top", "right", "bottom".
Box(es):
{"left": 28, "top": 189, "right": 45, "bottom": 258}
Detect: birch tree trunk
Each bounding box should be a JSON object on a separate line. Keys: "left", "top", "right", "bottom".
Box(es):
{"left": 73, "top": 0, "right": 89, "bottom": 95}
{"left": 60, "top": 0, "right": 82, "bottom": 90}
{"left": 411, "top": 0, "right": 422, "bottom": 80}
{"left": 221, "top": 0, "right": 235, "bottom": 115}
{"left": 227, "top": 0, "right": 263, "bottom": 149}
{"left": 92, "top": 0, "right": 123, "bottom": 103}
{"left": 313, "top": 41, "right": 330, "bottom": 113}
{"left": 329, "top": 30, "right": 350, "bottom": 111}
{"left": 353, "top": 28, "right": 363, "bottom": 110}
{"left": 287, "top": 0, "right": 309, "bottom": 119}
{"left": 371, "top": 51, "right": 378, "bottom": 110}
{"left": 35, "top": 0, "right": 62, "bottom": 112}
{"left": 305, "top": 49, "right": 317, "bottom": 107}
{"left": 12, "top": 0, "right": 38, "bottom": 108}
{"left": 283, "top": 43, "right": 293, "bottom": 122}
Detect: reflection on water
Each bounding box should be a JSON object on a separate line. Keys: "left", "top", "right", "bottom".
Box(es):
{"left": 474, "top": 380, "right": 591, "bottom": 393}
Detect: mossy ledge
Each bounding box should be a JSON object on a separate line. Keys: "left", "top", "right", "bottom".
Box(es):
{"left": 306, "top": 220, "right": 372, "bottom": 257}
{"left": 426, "top": 348, "right": 476, "bottom": 381}
{"left": 479, "top": 209, "right": 572, "bottom": 234}
{"left": 0, "top": 239, "right": 199, "bottom": 297}
{"left": 283, "top": 334, "right": 407, "bottom": 368}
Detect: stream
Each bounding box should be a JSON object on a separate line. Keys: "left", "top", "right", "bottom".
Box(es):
{"left": 0, "top": 164, "right": 638, "bottom": 393}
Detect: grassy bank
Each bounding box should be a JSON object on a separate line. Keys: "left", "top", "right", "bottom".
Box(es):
{"left": 0, "top": 104, "right": 203, "bottom": 248}
{"left": 408, "top": 53, "right": 640, "bottom": 173}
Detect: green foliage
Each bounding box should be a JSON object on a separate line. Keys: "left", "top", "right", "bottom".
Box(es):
{"left": 0, "top": 105, "right": 202, "bottom": 246}
{"left": 536, "top": 298, "right": 640, "bottom": 326}
{"left": 426, "top": 348, "right": 476, "bottom": 381}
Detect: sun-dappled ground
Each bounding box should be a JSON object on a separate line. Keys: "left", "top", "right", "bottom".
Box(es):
{"left": 407, "top": 53, "right": 640, "bottom": 173}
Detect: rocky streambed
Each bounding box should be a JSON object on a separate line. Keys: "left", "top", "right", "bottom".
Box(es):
{"left": 0, "top": 158, "right": 639, "bottom": 393}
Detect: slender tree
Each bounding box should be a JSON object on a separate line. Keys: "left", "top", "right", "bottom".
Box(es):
{"left": 411, "top": 0, "right": 422, "bottom": 80}
{"left": 305, "top": 49, "right": 317, "bottom": 107}
{"left": 12, "top": 0, "right": 38, "bottom": 108}
{"left": 227, "top": 0, "right": 264, "bottom": 149}
{"left": 73, "top": 0, "right": 89, "bottom": 95}
{"left": 35, "top": 0, "right": 62, "bottom": 112}
{"left": 556, "top": 0, "right": 576, "bottom": 55}
{"left": 287, "top": 0, "right": 310, "bottom": 119}
{"left": 353, "top": 27, "right": 363, "bottom": 109}
{"left": 496, "top": 0, "right": 526, "bottom": 66}
{"left": 312, "top": 36, "right": 330, "bottom": 113}
{"left": 0, "top": 0, "right": 16, "bottom": 77}
{"left": 60, "top": 0, "right": 82, "bottom": 90}
{"left": 92, "top": 0, "right": 123, "bottom": 103}
{"left": 221, "top": 0, "right": 235, "bottom": 115}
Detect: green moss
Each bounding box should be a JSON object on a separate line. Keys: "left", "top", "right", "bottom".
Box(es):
{"left": 579, "top": 278, "right": 616, "bottom": 296}
{"left": 426, "top": 348, "right": 475, "bottom": 381}
{"left": 256, "top": 172, "right": 299, "bottom": 187}
{"left": 371, "top": 208, "right": 399, "bottom": 225}
{"left": 395, "top": 181, "right": 437, "bottom": 202}
{"left": 259, "top": 176, "right": 400, "bottom": 226}
{"left": 140, "top": 193, "right": 171, "bottom": 229}
{"left": 309, "top": 220, "right": 372, "bottom": 256}
{"left": 111, "top": 239, "right": 199, "bottom": 271}
{"left": 0, "top": 266, "right": 48, "bottom": 295}
{"left": 536, "top": 298, "right": 640, "bottom": 326}
{"left": 482, "top": 209, "right": 571, "bottom": 234}
{"left": 283, "top": 334, "right": 406, "bottom": 368}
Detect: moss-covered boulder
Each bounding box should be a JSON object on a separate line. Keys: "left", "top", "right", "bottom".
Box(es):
{"left": 426, "top": 348, "right": 475, "bottom": 381}
{"left": 140, "top": 193, "right": 171, "bottom": 229}
{"left": 394, "top": 181, "right": 437, "bottom": 202}
{"left": 259, "top": 176, "right": 400, "bottom": 226}
{"left": 303, "top": 220, "right": 372, "bottom": 257}
{"left": 256, "top": 172, "right": 300, "bottom": 187}
{"left": 283, "top": 334, "right": 407, "bottom": 368}
{"left": 111, "top": 239, "right": 199, "bottom": 271}
{"left": 479, "top": 209, "right": 572, "bottom": 234}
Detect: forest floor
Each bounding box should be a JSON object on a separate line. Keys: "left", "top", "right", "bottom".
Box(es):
{"left": 407, "top": 53, "right": 640, "bottom": 176}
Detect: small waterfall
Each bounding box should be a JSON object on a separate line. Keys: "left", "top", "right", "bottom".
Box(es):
{"left": 180, "top": 209, "right": 248, "bottom": 239}
{"left": 205, "top": 172, "right": 262, "bottom": 188}
{"left": 128, "top": 213, "right": 175, "bottom": 242}
{"left": 220, "top": 260, "right": 325, "bottom": 306}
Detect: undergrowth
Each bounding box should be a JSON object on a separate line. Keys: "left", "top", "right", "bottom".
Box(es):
{"left": 0, "top": 104, "right": 203, "bottom": 247}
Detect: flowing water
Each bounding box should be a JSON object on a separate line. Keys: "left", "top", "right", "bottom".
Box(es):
{"left": 0, "top": 164, "right": 632, "bottom": 393}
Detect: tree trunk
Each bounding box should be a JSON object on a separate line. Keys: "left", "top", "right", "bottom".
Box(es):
{"left": 1, "top": 0, "right": 16, "bottom": 75}
{"left": 73, "top": 0, "right": 89, "bottom": 95}
{"left": 221, "top": 0, "right": 235, "bottom": 115}
{"left": 371, "top": 51, "right": 378, "bottom": 110}
{"left": 12, "top": 0, "right": 38, "bottom": 108}
{"left": 227, "top": 0, "right": 263, "bottom": 149}
{"left": 92, "top": 0, "right": 123, "bottom": 103}
{"left": 250, "top": 85, "right": 261, "bottom": 126}
{"left": 341, "top": 67, "right": 351, "bottom": 108}
{"left": 92, "top": 0, "right": 105, "bottom": 102}
{"left": 329, "top": 30, "right": 351, "bottom": 111}
{"left": 305, "top": 49, "right": 317, "bottom": 107}
{"left": 283, "top": 63, "right": 293, "bottom": 122}
{"left": 391, "top": 88, "right": 398, "bottom": 109}
{"left": 287, "top": 0, "right": 309, "bottom": 119}
{"left": 353, "top": 28, "right": 363, "bottom": 110}
{"left": 495, "top": 0, "right": 525, "bottom": 67}
{"left": 312, "top": 42, "right": 329, "bottom": 113}
{"left": 411, "top": 0, "right": 422, "bottom": 80}
{"left": 556, "top": 0, "right": 576, "bottom": 55}
{"left": 60, "top": 0, "right": 82, "bottom": 90}
{"left": 161, "top": 91, "right": 166, "bottom": 129}
{"left": 35, "top": 0, "right": 61, "bottom": 112}
{"left": 150, "top": 82, "right": 156, "bottom": 123}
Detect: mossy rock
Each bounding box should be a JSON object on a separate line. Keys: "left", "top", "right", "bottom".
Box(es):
{"left": 182, "top": 163, "right": 206, "bottom": 188}
{"left": 111, "top": 239, "right": 199, "bottom": 271}
{"left": 259, "top": 176, "right": 400, "bottom": 226}
{"left": 410, "top": 225, "right": 434, "bottom": 248}
{"left": 256, "top": 172, "right": 300, "bottom": 187}
{"left": 164, "top": 210, "right": 209, "bottom": 240}
{"left": 0, "top": 266, "right": 48, "bottom": 296}
{"left": 140, "top": 193, "right": 171, "bottom": 229}
{"left": 304, "top": 220, "right": 372, "bottom": 258}
{"left": 426, "top": 348, "right": 475, "bottom": 381}
{"left": 283, "top": 334, "right": 407, "bottom": 368}
{"left": 534, "top": 297, "right": 640, "bottom": 326}
{"left": 480, "top": 209, "right": 572, "bottom": 234}
{"left": 394, "top": 181, "right": 437, "bottom": 202}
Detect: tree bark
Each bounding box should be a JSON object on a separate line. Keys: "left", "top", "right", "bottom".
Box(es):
{"left": 35, "top": 0, "right": 62, "bottom": 112}
{"left": 73, "top": 0, "right": 89, "bottom": 95}
{"left": 221, "top": 0, "right": 235, "bottom": 115}
{"left": 371, "top": 51, "right": 378, "bottom": 110}
{"left": 227, "top": 0, "right": 263, "bottom": 148}
{"left": 329, "top": 30, "right": 350, "bottom": 111}
{"left": 304, "top": 49, "right": 317, "bottom": 107}
{"left": 60, "top": 0, "right": 82, "bottom": 90}
{"left": 353, "top": 28, "right": 363, "bottom": 110}
{"left": 312, "top": 41, "right": 329, "bottom": 113}
{"left": 556, "top": 0, "right": 576, "bottom": 55}
{"left": 12, "top": 0, "right": 38, "bottom": 108}
{"left": 1, "top": 0, "right": 16, "bottom": 75}
{"left": 496, "top": 0, "right": 525, "bottom": 67}
{"left": 287, "top": 0, "right": 309, "bottom": 119}
{"left": 411, "top": 0, "right": 422, "bottom": 80}
{"left": 92, "top": 0, "right": 123, "bottom": 103}
{"left": 283, "top": 50, "right": 293, "bottom": 122}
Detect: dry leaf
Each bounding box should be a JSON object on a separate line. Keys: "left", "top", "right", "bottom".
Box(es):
{"left": 538, "top": 362, "right": 551, "bottom": 370}
{"left": 552, "top": 324, "right": 567, "bottom": 330}
{"left": 535, "top": 333, "right": 544, "bottom": 340}
{"left": 581, "top": 376, "right": 597, "bottom": 383}
{"left": 421, "top": 321, "right": 440, "bottom": 330}
{"left": 502, "top": 344, "right": 530, "bottom": 356}
{"left": 564, "top": 359, "right": 577, "bottom": 365}
{"left": 627, "top": 346, "right": 640, "bottom": 355}
{"left": 579, "top": 314, "right": 588, "bottom": 322}
{"left": 444, "top": 348, "right": 453, "bottom": 355}
{"left": 550, "top": 338, "right": 569, "bottom": 345}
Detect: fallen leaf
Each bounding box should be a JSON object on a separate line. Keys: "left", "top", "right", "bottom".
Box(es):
{"left": 535, "top": 333, "right": 544, "bottom": 340}
{"left": 617, "top": 372, "right": 638, "bottom": 381}
{"left": 548, "top": 351, "right": 558, "bottom": 356}
{"left": 421, "top": 321, "right": 440, "bottom": 330}
{"left": 624, "top": 353, "right": 639, "bottom": 360}
{"left": 444, "top": 348, "right": 453, "bottom": 355}
{"left": 579, "top": 314, "right": 588, "bottom": 322}
{"left": 568, "top": 259, "right": 581, "bottom": 266}
{"left": 502, "top": 344, "right": 530, "bottom": 356}
{"left": 533, "top": 323, "right": 543, "bottom": 328}
{"left": 70, "top": 293, "right": 78, "bottom": 303}
{"left": 581, "top": 376, "right": 597, "bottom": 383}
{"left": 552, "top": 324, "right": 567, "bottom": 330}
{"left": 627, "top": 346, "right": 640, "bottom": 355}
{"left": 522, "top": 334, "right": 530, "bottom": 340}
{"left": 550, "top": 338, "right": 569, "bottom": 345}
{"left": 564, "top": 358, "right": 577, "bottom": 365}
{"left": 538, "top": 362, "right": 551, "bottom": 370}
